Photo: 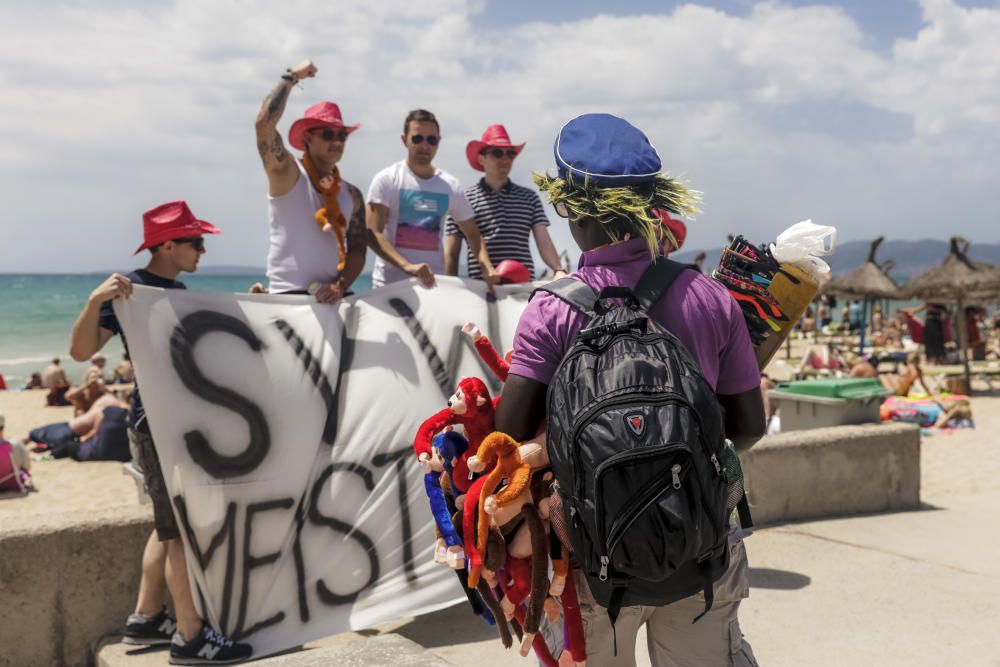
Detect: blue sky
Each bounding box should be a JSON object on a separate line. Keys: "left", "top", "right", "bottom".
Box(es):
{"left": 1, "top": 0, "right": 998, "bottom": 273}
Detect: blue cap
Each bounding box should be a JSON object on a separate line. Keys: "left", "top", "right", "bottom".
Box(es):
{"left": 554, "top": 113, "right": 662, "bottom": 187}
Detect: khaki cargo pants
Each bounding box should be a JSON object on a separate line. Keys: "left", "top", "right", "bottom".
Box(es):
{"left": 574, "top": 535, "right": 759, "bottom": 666}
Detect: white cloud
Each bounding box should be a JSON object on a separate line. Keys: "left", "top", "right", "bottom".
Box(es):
{"left": 1, "top": 0, "right": 998, "bottom": 273}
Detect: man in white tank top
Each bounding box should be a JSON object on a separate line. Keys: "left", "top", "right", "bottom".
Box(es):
{"left": 365, "top": 109, "right": 499, "bottom": 289}
{"left": 255, "top": 59, "right": 367, "bottom": 302}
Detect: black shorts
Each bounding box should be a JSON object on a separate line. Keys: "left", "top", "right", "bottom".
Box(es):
{"left": 129, "top": 428, "right": 180, "bottom": 541}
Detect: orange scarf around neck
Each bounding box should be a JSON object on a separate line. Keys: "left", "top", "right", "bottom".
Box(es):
{"left": 302, "top": 152, "right": 347, "bottom": 273}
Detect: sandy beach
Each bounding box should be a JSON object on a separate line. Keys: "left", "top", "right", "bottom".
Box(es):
{"left": 0, "top": 390, "right": 140, "bottom": 522}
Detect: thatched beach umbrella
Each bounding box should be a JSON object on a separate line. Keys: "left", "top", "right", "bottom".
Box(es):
{"left": 824, "top": 237, "right": 899, "bottom": 352}
{"left": 824, "top": 237, "right": 899, "bottom": 299}
{"left": 902, "top": 237, "right": 1000, "bottom": 390}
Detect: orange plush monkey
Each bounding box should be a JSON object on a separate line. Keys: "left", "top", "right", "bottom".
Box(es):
{"left": 467, "top": 431, "right": 531, "bottom": 581}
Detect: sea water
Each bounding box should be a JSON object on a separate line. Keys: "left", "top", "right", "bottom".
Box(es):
{"left": 0, "top": 273, "right": 373, "bottom": 386}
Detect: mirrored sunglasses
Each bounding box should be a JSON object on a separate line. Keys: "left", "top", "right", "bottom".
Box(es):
{"left": 482, "top": 148, "right": 518, "bottom": 159}
{"left": 410, "top": 134, "right": 440, "bottom": 146}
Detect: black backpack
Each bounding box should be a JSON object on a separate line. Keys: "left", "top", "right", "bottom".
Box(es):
{"left": 536, "top": 258, "right": 752, "bottom": 628}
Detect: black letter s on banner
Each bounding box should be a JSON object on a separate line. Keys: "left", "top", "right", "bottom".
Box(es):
{"left": 170, "top": 311, "right": 271, "bottom": 478}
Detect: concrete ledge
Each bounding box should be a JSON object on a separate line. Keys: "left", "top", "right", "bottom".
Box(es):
{"left": 742, "top": 422, "right": 921, "bottom": 525}
{"left": 2, "top": 423, "right": 920, "bottom": 666}
{"left": 96, "top": 633, "right": 450, "bottom": 667}
{"left": 0, "top": 505, "right": 153, "bottom": 667}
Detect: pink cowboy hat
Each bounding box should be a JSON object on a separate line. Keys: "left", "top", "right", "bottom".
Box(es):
{"left": 134, "top": 201, "right": 221, "bottom": 254}
{"left": 288, "top": 101, "right": 360, "bottom": 151}
{"left": 465, "top": 124, "right": 525, "bottom": 171}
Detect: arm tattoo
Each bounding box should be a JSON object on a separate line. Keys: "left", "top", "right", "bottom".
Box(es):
{"left": 346, "top": 185, "right": 366, "bottom": 253}
{"left": 270, "top": 134, "right": 287, "bottom": 163}
{"left": 263, "top": 80, "right": 292, "bottom": 123}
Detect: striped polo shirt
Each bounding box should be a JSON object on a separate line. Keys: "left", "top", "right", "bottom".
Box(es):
{"left": 444, "top": 178, "right": 550, "bottom": 279}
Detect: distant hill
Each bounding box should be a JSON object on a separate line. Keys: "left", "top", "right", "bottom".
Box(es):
{"left": 673, "top": 239, "right": 1000, "bottom": 282}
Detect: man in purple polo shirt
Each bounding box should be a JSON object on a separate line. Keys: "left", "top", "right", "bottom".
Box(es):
{"left": 495, "top": 113, "right": 765, "bottom": 666}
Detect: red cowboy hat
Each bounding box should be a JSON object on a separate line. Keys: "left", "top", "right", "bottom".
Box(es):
{"left": 495, "top": 259, "right": 532, "bottom": 284}
{"left": 654, "top": 209, "right": 687, "bottom": 251}
{"left": 133, "top": 201, "right": 221, "bottom": 254}
{"left": 466, "top": 124, "right": 525, "bottom": 172}
{"left": 288, "top": 101, "right": 360, "bottom": 151}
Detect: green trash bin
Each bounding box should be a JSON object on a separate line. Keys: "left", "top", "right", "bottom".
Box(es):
{"left": 768, "top": 378, "right": 890, "bottom": 432}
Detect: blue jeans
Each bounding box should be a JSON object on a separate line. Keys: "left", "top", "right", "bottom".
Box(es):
{"left": 29, "top": 422, "right": 77, "bottom": 447}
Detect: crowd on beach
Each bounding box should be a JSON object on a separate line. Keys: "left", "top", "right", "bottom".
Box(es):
{"left": 8, "top": 354, "right": 135, "bottom": 461}
{"left": 798, "top": 294, "right": 998, "bottom": 363}
{"left": 756, "top": 292, "right": 997, "bottom": 435}
{"left": 4, "top": 56, "right": 990, "bottom": 667}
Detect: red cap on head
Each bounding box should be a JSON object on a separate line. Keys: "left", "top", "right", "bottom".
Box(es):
{"left": 288, "top": 101, "right": 361, "bottom": 151}
{"left": 133, "top": 201, "right": 221, "bottom": 255}
{"left": 466, "top": 124, "right": 525, "bottom": 171}
{"left": 654, "top": 209, "right": 687, "bottom": 251}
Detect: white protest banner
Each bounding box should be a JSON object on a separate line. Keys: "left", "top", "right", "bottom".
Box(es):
{"left": 114, "top": 277, "right": 533, "bottom": 657}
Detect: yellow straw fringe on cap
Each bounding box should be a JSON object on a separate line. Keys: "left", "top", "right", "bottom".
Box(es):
{"left": 533, "top": 172, "right": 701, "bottom": 256}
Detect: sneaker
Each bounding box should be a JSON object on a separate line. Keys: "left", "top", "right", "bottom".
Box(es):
{"left": 169, "top": 624, "right": 252, "bottom": 665}
{"left": 122, "top": 607, "right": 177, "bottom": 645}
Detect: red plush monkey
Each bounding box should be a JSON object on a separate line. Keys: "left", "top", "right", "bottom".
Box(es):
{"left": 463, "top": 322, "right": 510, "bottom": 382}
{"left": 413, "top": 377, "right": 495, "bottom": 494}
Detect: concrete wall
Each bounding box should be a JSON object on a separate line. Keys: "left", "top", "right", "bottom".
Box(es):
{"left": 0, "top": 506, "right": 153, "bottom": 667}
{"left": 742, "top": 422, "right": 921, "bottom": 525}
{"left": 0, "top": 423, "right": 921, "bottom": 666}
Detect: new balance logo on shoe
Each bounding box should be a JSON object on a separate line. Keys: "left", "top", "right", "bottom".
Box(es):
{"left": 122, "top": 608, "right": 177, "bottom": 646}
{"left": 168, "top": 623, "right": 252, "bottom": 665}
{"left": 197, "top": 644, "right": 221, "bottom": 660}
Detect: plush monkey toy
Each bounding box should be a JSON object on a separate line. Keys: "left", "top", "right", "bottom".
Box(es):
{"left": 462, "top": 322, "right": 511, "bottom": 382}
{"left": 413, "top": 377, "right": 495, "bottom": 495}
{"left": 466, "top": 431, "right": 532, "bottom": 587}
{"left": 424, "top": 431, "right": 469, "bottom": 568}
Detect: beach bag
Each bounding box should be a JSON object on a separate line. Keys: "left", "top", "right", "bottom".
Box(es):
{"left": 538, "top": 258, "right": 752, "bottom": 630}
{"left": 0, "top": 440, "right": 29, "bottom": 495}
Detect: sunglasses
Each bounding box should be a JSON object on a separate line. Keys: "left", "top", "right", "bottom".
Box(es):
{"left": 409, "top": 134, "right": 440, "bottom": 146}
{"left": 482, "top": 148, "right": 518, "bottom": 160}
{"left": 312, "top": 128, "right": 349, "bottom": 142}
{"left": 552, "top": 201, "right": 570, "bottom": 218}
{"left": 173, "top": 237, "right": 205, "bottom": 251}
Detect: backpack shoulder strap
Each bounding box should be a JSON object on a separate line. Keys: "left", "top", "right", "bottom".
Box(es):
{"left": 531, "top": 277, "right": 599, "bottom": 318}
{"left": 633, "top": 258, "right": 697, "bottom": 315}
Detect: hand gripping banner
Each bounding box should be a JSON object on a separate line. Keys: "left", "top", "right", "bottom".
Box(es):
{"left": 114, "top": 277, "right": 532, "bottom": 657}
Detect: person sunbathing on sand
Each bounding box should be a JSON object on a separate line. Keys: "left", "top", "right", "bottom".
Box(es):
{"left": 64, "top": 367, "right": 109, "bottom": 416}
{"left": 879, "top": 352, "right": 934, "bottom": 397}
{"left": 25, "top": 393, "right": 125, "bottom": 451}
{"left": 847, "top": 353, "right": 878, "bottom": 379}
{"left": 933, "top": 397, "right": 973, "bottom": 429}
{"left": 797, "top": 343, "right": 845, "bottom": 376}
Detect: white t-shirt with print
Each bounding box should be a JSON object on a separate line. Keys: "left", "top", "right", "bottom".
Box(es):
{"left": 366, "top": 160, "right": 475, "bottom": 287}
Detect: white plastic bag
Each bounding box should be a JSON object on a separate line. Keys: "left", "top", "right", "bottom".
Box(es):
{"left": 770, "top": 220, "right": 837, "bottom": 282}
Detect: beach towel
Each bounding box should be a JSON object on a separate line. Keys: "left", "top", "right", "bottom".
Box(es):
{"left": 880, "top": 395, "right": 973, "bottom": 430}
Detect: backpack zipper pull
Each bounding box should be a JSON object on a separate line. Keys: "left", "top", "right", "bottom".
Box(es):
{"left": 671, "top": 464, "right": 682, "bottom": 489}
{"left": 710, "top": 453, "right": 722, "bottom": 476}
{"left": 599, "top": 556, "right": 609, "bottom": 581}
